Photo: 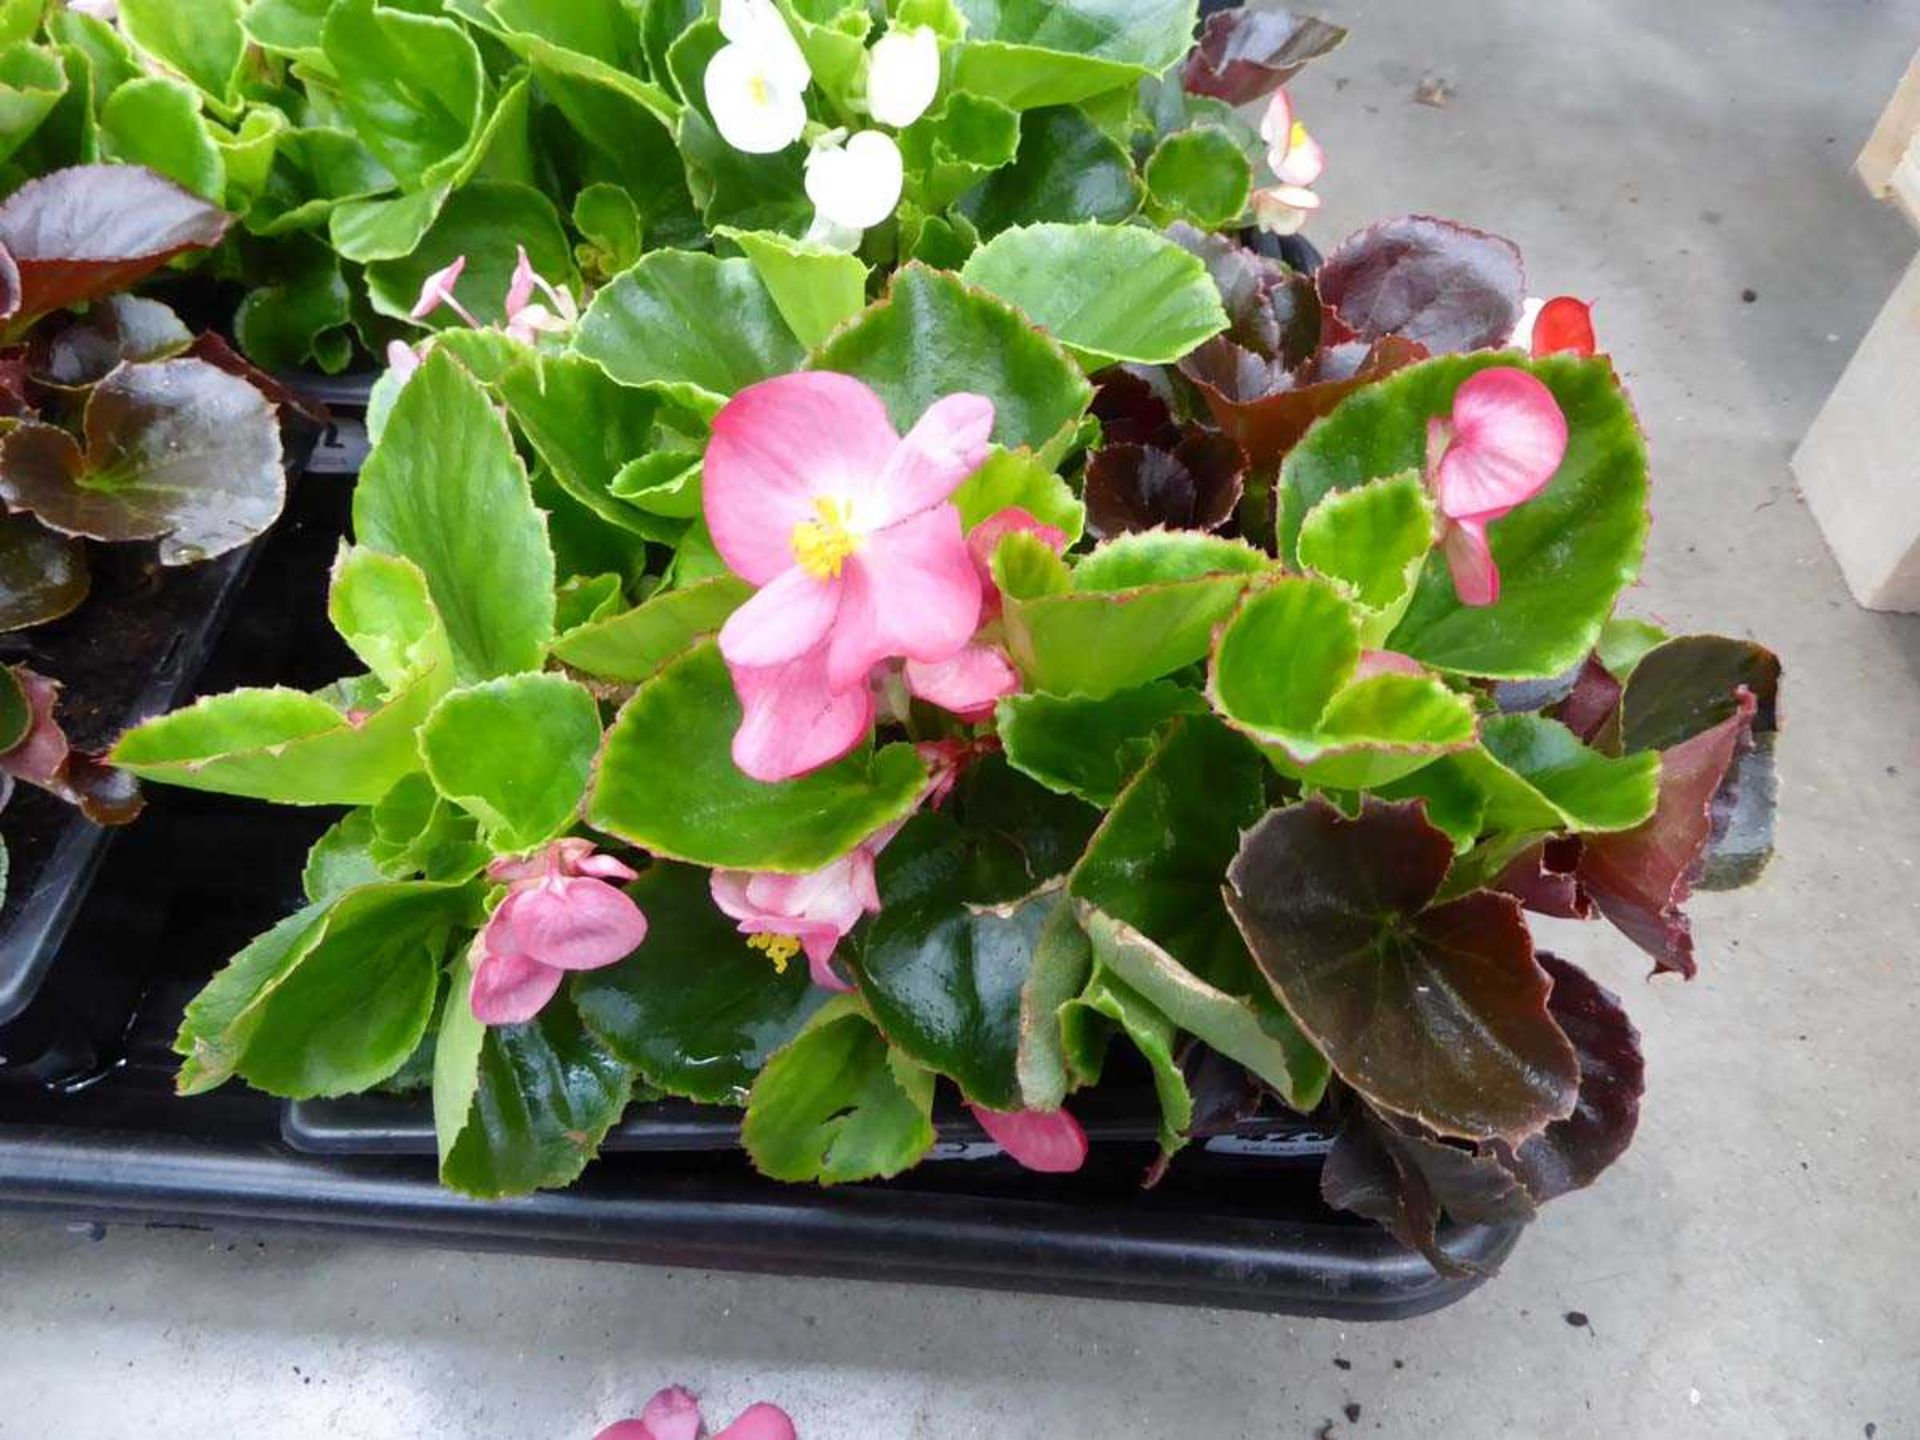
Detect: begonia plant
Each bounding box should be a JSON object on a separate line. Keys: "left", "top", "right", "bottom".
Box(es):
{"left": 109, "top": 0, "right": 1779, "bottom": 1272}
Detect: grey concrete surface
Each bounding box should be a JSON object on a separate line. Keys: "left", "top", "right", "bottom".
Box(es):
{"left": 5, "top": 2, "right": 1920, "bottom": 1435}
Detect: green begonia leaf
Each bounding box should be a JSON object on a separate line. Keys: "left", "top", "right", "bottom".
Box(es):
{"left": 552, "top": 575, "right": 750, "bottom": 683}
{"left": 353, "top": 351, "right": 556, "bottom": 683}
{"left": 898, "top": 90, "right": 1021, "bottom": 212}
{"left": 1281, "top": 354, "right": 1650, "bottom": 679}
{"left": 438, "top": 988, "right": 636, "bottom": 1197}
{"left": 954, "top": 105, "right": 1141, "bottom": 236}
{"left": 0, "top": 44, "right": 70, "bottom": 168}
{"left": 526, "top": 43, "right": 698, "bottom": 247}
{"left": 1383, "top": 714, "right": 1660, "bottom": 844}
{"left": 116, "top": 548, "right": 453, "bottom": 808}
{"left": 960, "top": 222, "right": 1226, "bottom": 367}
{"left": 1143, "top": 125, "right": 1252, "bottom": 230}
{"left": 175, "top": 881, "right": 477, "bottom": 1099}
{"left": 994, "top": 531, "right": 1264, "bottom": 698}
{"left": 1068, "top": 717, "right": 1330, "bottom": 1108}
{"left": 813, "top": 262, "right": 1092, "bottom": 458}
{"left": 588, "top": 641, "right": 927, "bottom": 871}
{"left": 574, "top": 861, "right": 824, "bottom": 1103}
{"left": 952, "top": 0, "right": 1198, "bottom": 108}
{"left": 1063, "top": 964, "right": 1192, "bottom": 1164}
{"left": 486, "top": 0, "right": 645, "bottom": 70}
{"left": 575, "top": 249, "right": 804, "bottom": 414}
{"left": 302, "top": 809, "right": 393, "bottom": 904}
{"left": 120, "top": 0, "right": 245, "bottom": 110}
{"left": 1296, "top": 471, "right": 1434, "bottom": 640}
{"left": 233, "top": 234, "right": 352, "bottom": 372}
{"left": 1209, "top": 576, "right": 1478, "bottom": 789}
{"left": 997, "top": 681, "right": 1205, "bottom": 806}
{"left": 716, "top": 225, "right": 868, "bottom": 352}
{"left": 369, "top": 771, "right": 490, "bottom": 882}
{"left": 950, "top": 446, "right": 1085, "bottom": 540}
{"left": 495, "top": 354, "right": 672, "bottom": 541}
{"left": 419, "top": 673, "right": 602, "bottom": 851}
{"left": 327, "top": 546, "right": 454, "bottom": 693}
{"left": 98, "top": 77, "right": 223, "bottom": 200}
{"left": 322, "top": 0, "right": 483, "bottom": 189}
{"left": 741, "top": 995, "right": 936, "bottom": 1184}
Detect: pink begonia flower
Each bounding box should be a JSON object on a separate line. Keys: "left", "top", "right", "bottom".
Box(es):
{"left": 596, "top": 1386, "right": 796, "bottom": 1440}
{"left": 727, "top": 644, "right": 878, "bottom": 784}
{"left": 1424, "top": 368, "right": 1568, "bottom": 607}
{"left": 385, "top": 340, "right": 423, "bottom": 385}
{"left": 710, "top": 736, "right": 986, "bottom": 988}
{"left": 1251, "top": 89, "right": 1325, "bottom": 237}
{"left": 968, "top": 1104, "right": 1089, "bottom": 1174}
{"left": 410, "top": 256, "right": 479, "bottom": 327}
{"left": 903, "top": 644, "right": 1018, "bottom": 721}
{"left": 469, "top": 839, "right": 650, "bottom": 1025}
{"left": 1511, "top": 295, "right": 1598, "bottom": 358}
{"left": 504, "top": 244, "right": 580, "bottom": 345}
{"left": 705, "top": 372, "right": 994, "bottom": 782}
{"left": 913, "top": 736, "right": 988, "bottom": 808}
{"left": 965, "top": 506, "right": 1068, "bottom": 623}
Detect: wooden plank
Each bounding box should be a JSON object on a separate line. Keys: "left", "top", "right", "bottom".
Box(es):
{"left": 1859, "top": 47, "right": 1920, "bottom": 196}
{"left": 1793, "top": 252, "right": 1920, "bottom": 612}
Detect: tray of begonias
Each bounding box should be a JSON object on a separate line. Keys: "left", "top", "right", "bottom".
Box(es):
{"left": 84, "top": 0, "right": 1780, "bottom": 1273}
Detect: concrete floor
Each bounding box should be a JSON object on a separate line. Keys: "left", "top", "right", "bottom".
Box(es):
{"left": 6, "top": 1, "right": 1920, "bottom": 1435}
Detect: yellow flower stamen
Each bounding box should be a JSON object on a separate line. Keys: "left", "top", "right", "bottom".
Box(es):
{"left": 747, "top": 932, "right": 800, "bottom": 974}
{"left": 791, "top": 495, "right": 862, "bottom": 579}
{"left": 749, "top": 74, "right": 771, "bottom": 106}
{"left": 1290, "top": 121, "right": 1310, "bottom": 151}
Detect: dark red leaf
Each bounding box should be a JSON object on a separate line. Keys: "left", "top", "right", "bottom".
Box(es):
{"left": 1551, "top": 655, "right": 1622, "bottom": 744}
{"left": 0, "top": 665, "right": 144, "bottom": 826}
{"left": 1226, "top": 798, "right": 1579, "bottom": 1144}
{"left": 1494, "top": 836, "right": 1590, "bottom": 920}
{"left": 1183, "top": 9, "right": 1349, "bottom": 105}
{"left": 0, "top": 345, "right": 27, "bottom": 416}
{"left": 1492, "top": 954, "right": 1643, "bottom": 1201}
{"left": 1084, "top": 431, "right": 1245, "bottom": 538}
{"left": 0, "top": 165, "right": 232, "bottom": 326}
{"left": 0, "top": 510, "right": 88, "bottom": 632}
{"left": 0, "top": 357, "right": 284, "bottom": 565}
{"left": 1321, "top": 1094, "right": 1533, "bottom": 1276}
{"left": 1316, "top": 216, "right": 1524, "bottom": 355}
{"left": 1090, "top": 367, "right": 1179, "bottom": 448}
{"left": 1166, "top": 223, "right": 1321, "bottom": 365}
{"left": 39, "top": 294, "right": 193, "bottom": 388}
{"left": 1617, "top": 635, "right": 1780, "bottom": 755}
{"left": 185, "top": 330, "right": 331, "bottom": 427}
{"left": 1180, "top": 333, "right": 1426, "bottom": 463}
{"left": 1579, "top": 692, "right": 1755, "bottom": 978}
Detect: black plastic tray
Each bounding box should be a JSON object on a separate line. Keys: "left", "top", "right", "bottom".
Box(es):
{"left": 0, "top": 411, "right": 325, "bottom": 1071}
{"left": 0, "top": 293, "right": 1527, "bottom": 1316}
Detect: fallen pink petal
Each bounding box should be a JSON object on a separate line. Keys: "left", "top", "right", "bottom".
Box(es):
{"left": 594, "top": 1385, "right": 796, "bottom": 1440}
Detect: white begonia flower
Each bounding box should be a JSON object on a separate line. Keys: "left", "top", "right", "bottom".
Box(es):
{"left": 805, "top": 130, "right": 904, "bottom": 234}
{"left": 866, "top": 26, "right": 940, "bottom": 128}
{"left": 705, "top": 0, "right": 813, "bottom": 155}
